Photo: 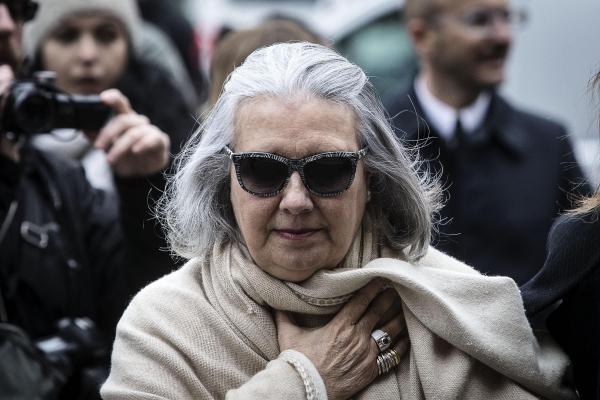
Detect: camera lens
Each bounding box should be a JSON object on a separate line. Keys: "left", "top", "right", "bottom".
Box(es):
{"left": 14, "top": 91, "right": 54, "bottom": 134}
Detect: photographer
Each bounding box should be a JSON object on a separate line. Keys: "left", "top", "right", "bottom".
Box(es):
{"left": 0, "top": 1, "right": 153, "bottom": 398}
{"left": 23, "top": 0, "right": 195, "bottom": 293}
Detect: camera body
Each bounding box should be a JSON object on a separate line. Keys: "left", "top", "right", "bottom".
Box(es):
{"left": 35, "top": 317, "right": 110, "bottom": 396}
{"left": 1, "top": 72, "right": 112, "bottom": 137}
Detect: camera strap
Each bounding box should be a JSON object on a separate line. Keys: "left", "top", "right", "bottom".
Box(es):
{"left": 0, "top": 285, "right": 7, "bottom": 322}
{"left": 0, "top": 200, "right": 18, "bottom": 323}
{"left": 0, "top": 200, "right": 17, "bottom": 248}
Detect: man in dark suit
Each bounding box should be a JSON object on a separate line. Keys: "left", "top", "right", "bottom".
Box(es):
{"left": 385, "top": 0, "right": 590, "bottom": 285}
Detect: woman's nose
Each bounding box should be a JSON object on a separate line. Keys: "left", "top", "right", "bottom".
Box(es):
{"left": 279, "top": 172, "right": 314, "bottom": 214}
{"left": 77, "top": 34, "right": 100, "bottom": 62}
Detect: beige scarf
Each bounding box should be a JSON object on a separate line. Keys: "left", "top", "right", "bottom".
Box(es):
{"left": 103, "top": 222, "right": 575, "bottom": 399}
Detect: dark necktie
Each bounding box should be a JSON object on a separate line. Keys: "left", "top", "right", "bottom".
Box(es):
{"left": 449, "top": 116, "right": 466, "bottom": 149}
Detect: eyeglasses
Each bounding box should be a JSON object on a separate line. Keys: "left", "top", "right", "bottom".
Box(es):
{"left": 437, "top": 7, "right": 528, "bottom": 34}
{"left": 225, "top": 146, "right": 368, "bottom": 197}
{"left": 0, "top": 0, "right": 38, "bottom": 22}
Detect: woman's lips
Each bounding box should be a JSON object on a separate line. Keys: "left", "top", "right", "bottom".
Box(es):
{"left": 274, "top": 228, "right": 320, "bottom": 240}
{"left": 73, "top": 77, "right": 103, "bottom": 94}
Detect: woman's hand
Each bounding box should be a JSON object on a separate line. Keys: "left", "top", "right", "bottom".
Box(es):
{"left": 91, "top": 89, "right": 170, "bottom": 177}
{"left": 275, "top": 279, "right": 409, "bottom": 400}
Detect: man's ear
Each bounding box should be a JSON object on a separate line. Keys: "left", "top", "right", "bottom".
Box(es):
{"left": 406, "top": 18, "right": 433, "bottom": 59}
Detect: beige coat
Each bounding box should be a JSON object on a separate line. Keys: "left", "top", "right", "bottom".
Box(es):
{"left": 102, "top": 227, "right": 575, "bottom": 399}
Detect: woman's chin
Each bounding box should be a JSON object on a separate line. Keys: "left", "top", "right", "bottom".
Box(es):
{"left": 259, "top": 257, "right": 332, "bottom": 282}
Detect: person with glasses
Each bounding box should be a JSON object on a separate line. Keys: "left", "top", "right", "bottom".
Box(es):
{"left": 384, "top": 0, "right": 590, "bottom": 287}
{"left": 102, "top": 42, "right": 574, "bottom": 400}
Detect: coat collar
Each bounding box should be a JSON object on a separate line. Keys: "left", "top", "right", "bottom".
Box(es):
{"left": 391, "top": 85, "right": 529, "bottom": 159}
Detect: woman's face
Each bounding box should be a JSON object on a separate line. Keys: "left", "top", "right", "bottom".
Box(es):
{"left": 230, "top": 96, "right": 368, "bottom": 282}
{"left": 41, "top": 13, "right": 128, "bottom": 95}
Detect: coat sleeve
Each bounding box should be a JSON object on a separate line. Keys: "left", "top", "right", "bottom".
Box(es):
{"left": 101, "top": 277, "right": 326, "bottom": 400}
{"left": 226, "top": 350, "right": 327, "bottom": 400}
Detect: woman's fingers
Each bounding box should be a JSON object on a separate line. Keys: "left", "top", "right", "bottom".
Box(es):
{"left": 105, "top": 125, "right": 145, "bottom": 164}
{"left": 94, "top": 113, "right": 149, "bottom": 150}
{"left": 381, "top": 310, "right": 407, "bottom": 341}
{"left": 100, "top": 88, "right": 132, "bottom": 115}
{"left": 274, "top": 282, "right": 407, "bottom": 400}
{"left": 358, "top": 288, "right": 399, "bottom": 333}
{"left": 332, "top": 279, "right": 387, "bottom": 325}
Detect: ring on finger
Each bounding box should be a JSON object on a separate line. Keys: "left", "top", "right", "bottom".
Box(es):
{"left": 376, "top": 348, "right": 401, "bottom": 376}
{"left": 371, "top": 329, "right": 392, "bottom": 352}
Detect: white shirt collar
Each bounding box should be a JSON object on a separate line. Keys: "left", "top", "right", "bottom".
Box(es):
{"left": 414, "top": 75, "right": 491, "bottom": 141}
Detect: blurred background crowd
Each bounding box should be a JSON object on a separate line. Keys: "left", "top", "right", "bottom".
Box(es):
{"left": 183, "top": 0, "right": 600, "bottom": 185}
{"left": 1, "top": 0, "right": 599, "bottom": 398}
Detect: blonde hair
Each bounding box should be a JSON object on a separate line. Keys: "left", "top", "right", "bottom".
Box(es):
{"left": 208, "top": 19, "right": 325, "bottom": 105}
{"left": 573, "top": 71, "right": 600, "bottom": 213}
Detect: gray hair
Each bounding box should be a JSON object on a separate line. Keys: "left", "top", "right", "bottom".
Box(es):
{"left": 158, "top": 42, "right": 440, "bottom": 261}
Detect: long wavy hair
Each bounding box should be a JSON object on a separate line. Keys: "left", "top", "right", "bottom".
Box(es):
{"left": 574, "top": 71, "right": 600, "bottom": 213}
{"left": 158, "top": 42, "right": 441, "bottom": 261}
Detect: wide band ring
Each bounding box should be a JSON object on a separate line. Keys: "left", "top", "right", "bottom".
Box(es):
{"left": 371, "top": 329, "right": 392, "bottom": 353}
{"left": 376, "top": 348, "right": 401, "bottom": 376}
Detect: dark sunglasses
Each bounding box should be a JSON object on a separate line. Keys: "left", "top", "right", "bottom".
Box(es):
{"left": 0, "top": 0, "right": 38, "bottom": 22}
{"left": 225, "top": 146, "right": 368, "bottom": 197}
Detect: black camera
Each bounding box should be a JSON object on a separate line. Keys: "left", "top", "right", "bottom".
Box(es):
{"left": 35, "top": 317, "right": 110, "bottom": 398}
{"left": 0, "top": 72, "right": 112, "bottom": 137}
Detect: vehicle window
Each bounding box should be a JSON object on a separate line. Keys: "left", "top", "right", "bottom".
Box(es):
{"left": 335, "top": 11, "right": 417, "bottom": 98}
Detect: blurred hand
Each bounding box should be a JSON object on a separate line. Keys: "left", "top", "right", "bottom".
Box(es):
{"left": 275, "top": 279, "right": 409, "bottom": 400}
{"left": 90, "top": 89, "right": 170, "bottom": 177}
{"left": 0, "top": 64, "right": 17, "bottom": 160}
{"left": 0, "top": 64, "right": 13, "bottom": 95}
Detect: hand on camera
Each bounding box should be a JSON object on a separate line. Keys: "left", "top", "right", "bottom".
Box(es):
{"left": 0, "top": 64, "right": 14, "bottom": 95}
{"left": 90, "top": 89, "right": 170, "bottom": 177}
{"left": 0, "top": 64, "right": 18, "bottom": 160}
{"left": 275, "top": 279, "right": 409, "bottom": 400}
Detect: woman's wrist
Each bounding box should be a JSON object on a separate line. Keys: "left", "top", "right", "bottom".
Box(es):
{"left": 279, "top": 349, "right": 328, "bottom": 400}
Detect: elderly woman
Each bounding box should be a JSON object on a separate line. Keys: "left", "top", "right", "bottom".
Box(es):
{"left": 102, "top": 43, "right": 574, "bottom": 399}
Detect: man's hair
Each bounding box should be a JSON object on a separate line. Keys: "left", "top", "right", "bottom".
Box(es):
{"left": 158, "top": 42, "right": 441, "bottom": 262}
{"left": 403, "top": 0, "right": 443, "bottom": 21}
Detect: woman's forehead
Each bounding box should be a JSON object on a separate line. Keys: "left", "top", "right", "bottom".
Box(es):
{"left": 55, "top": 11, "right": 127, "bottom": 32}
{"left": 232, "top": 95, "right": 360, "bottom": 154}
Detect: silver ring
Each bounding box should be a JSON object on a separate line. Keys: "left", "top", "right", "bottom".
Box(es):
{"left": 371, "top": 329, "right": 392, "bottom": 352}
{"left": 376, "top": 348, "right": 401, "bottom": 376}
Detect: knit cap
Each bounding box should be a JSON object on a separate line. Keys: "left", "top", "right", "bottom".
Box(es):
{"left": 23, "top": 0, "right": 142, "bottom": 60}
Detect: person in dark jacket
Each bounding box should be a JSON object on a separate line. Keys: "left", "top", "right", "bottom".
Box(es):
{"left": 0, "top": 1, "right": 134, "bottom": 398}
{"left": 521, "top": 73, "right": 600, "bottom": 400}
{"left": 22, "top": 0, "right": 196, "bottom": 292}
{"left": 384, "top": 0, "right": 590, "bottom": 285}
{"left": 521, "top": 210, "right": 600, "bottom": 399}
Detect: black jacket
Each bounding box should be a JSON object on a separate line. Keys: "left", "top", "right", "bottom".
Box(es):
{"left": 521, "top": 212, "right": 600, "bottom": 399}
{"left": 0, "top": 145, "right": 128, "bottom": 341}
{"left": 26, "top": 57, "right": 194, "bottom": 293}
{"left": 112, "top": 59, "right": 195, "bottom": 291}
{"left": 385, "top": 86, "right": 590, "bottom": 285}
